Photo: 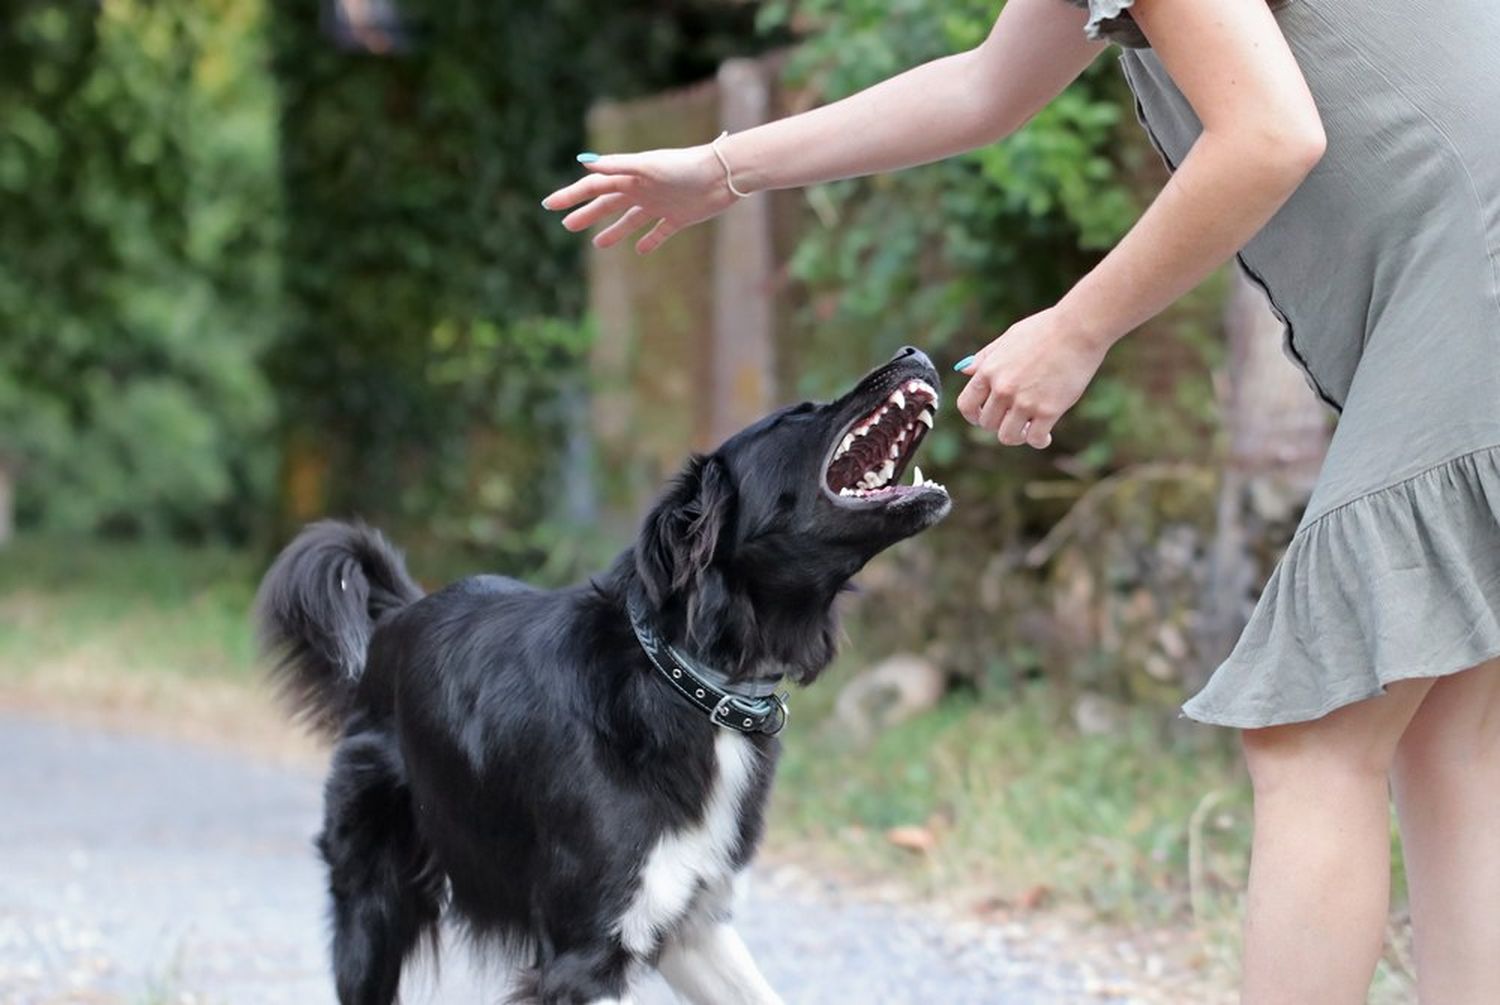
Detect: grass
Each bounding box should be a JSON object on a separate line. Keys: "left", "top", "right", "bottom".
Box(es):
{"left": 0, "top": 536, "right": 1419, "bottom": 1001}
{"left": 768, "top": 657, "right": 1418, "bottom": 1003}
{"left": 772, "top": 680, "right": 1253, "bottom": 924}
{"left": 0, "top": 535, "right": 260, "bottom": 683}
{"left": 0, "top": 536, "right": 319, "bottom": 760}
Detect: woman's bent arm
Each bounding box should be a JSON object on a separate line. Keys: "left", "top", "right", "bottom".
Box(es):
{"left": 957, "top": 0, "right": 1326, "bottom": 449}
{"left": 1054, "top": 0, "right": 1325, "bottom": 348}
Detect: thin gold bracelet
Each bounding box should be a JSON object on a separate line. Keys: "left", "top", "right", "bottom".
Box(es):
{"left": 711, "top": 130, "right": 751, "bottom": 199}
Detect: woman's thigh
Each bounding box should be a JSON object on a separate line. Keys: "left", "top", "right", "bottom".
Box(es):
{"left": 1242, "top": 678, "right": 1435, "bottom": 788}
{"left": 1394, "top": 658, "right": 1500, "bottom": 771}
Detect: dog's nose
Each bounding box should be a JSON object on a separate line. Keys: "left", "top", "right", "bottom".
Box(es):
{"left": 891, "top": 345, "right": 933, "bottom": 369}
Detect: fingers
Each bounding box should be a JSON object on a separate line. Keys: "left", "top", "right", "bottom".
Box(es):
{"left": 988, "top": 404, "right": 1054, "bottom": 448}
{"left": 580, "top": 152, "right": 647, "bottom": 175}
{"left": 955, "top": 356, "right": 1056, "bottom": 450}
{"left": 542, "top": 173, "right": 636, "bottom": 213}
{"left": 1024, "top": 417, "right": 1055, "bottom": 450}
{"left": 978, "top": 388, "right": 1012, "bottom": 433}
{"left": 635, "top": 218, "right": 679, "bottom": 255}
{"left": 561, "top": 193, "right": 629, "bottom": 233}
{"left": 996, "top": 407, "right": 1029, "bottom": 446}
{"left": 955, "top": 371, "right": 989, "bottom": 426}
{"left": 594, "top": 206, "right": 654, "bottom": 249}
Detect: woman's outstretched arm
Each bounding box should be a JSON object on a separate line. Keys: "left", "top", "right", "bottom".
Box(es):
{"left": 542, "top": 0, "right": 1103, "bottom": 253}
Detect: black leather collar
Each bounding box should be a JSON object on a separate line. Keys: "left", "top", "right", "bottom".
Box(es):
{"left": 627, "top": 599, "right": 789, "bottom": 736}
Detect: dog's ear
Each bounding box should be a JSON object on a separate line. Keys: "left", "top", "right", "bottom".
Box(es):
{"left": 636, "top": 454, "right": 736, "bottom": 607}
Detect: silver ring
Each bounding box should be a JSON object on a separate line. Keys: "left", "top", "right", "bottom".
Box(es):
{"left": 712, "top": 693, "right": 735, "bottom": 722}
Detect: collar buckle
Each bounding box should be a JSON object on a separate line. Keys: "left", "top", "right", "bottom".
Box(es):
{"left": 711, "top": 690, "right": 791, "bottom": 736}
{"left": 628, "top": 598, "right": 791, "bottom": 736}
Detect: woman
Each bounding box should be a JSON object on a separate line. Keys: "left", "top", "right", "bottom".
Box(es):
{"left": 543, "top": 1, "right": 1500, "bottom": 1000}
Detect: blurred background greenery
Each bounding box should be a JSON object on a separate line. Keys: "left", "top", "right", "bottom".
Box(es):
{"left": 0, "top": 1, "right": 1409, "bottom": 997}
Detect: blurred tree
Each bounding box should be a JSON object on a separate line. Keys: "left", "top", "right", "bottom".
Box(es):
{"left": 267, "top": 0, "right": 782, "bottom": 569}
{"left": 0, "top": 0, "right": 280, "bottom": 540}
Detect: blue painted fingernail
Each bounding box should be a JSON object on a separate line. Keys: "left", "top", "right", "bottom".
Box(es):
{"left": 577, "top": 152, "right": 599, "bottom": 164}
{"left": 953, "top": 355, "right": 976, "bottom": 372}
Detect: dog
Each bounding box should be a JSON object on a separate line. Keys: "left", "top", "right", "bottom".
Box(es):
{"left": 254, "top": 346, "right": 951, "bottom": 1005}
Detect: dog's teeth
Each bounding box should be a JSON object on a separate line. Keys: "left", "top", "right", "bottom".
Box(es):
{"left": 919, "top": 409, "right": 935, "bottom": 429}
{"left": 879, "top": 460, "right": 894, "bottom": 483}
{"left": 912, "top": 465, "right": 924, "bottom": 487}
{"left": 890, "top": 389, "right": 905, "bottom": 410}
{"left": 840, "top": 434, "right": 854, "bottom": 454}
{"left": 888, "top": 442, "right": 900, "bottom": 460}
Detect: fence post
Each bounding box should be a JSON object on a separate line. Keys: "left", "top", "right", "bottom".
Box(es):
{"left": 709, "top": 58, "right": 776, "bottom": 443}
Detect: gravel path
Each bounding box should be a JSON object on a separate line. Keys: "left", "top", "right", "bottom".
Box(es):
{"left": 0, "top": 714, "right": 1126, "bottom": 1005}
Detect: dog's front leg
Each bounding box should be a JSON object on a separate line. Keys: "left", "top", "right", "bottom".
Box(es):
{"left": 656, "top": 922, "right": 783, "bottom": 1005}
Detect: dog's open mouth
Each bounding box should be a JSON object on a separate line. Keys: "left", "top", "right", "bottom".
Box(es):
{"left": 825, "top": 378, "right": 947, "bottom": 502}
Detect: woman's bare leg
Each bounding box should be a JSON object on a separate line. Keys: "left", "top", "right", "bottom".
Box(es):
{"left": 1391, "top": 658, "right": 1500, "bottom": 1005}
{"left": 1239, "top": 678, "right": 1434, "bottom": 1004}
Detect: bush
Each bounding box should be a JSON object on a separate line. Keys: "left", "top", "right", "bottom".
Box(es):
{"left": 0, "top": 0, "right": 281, "bottom": 539}
{"left": 267, "top": 0, "right": 781, "bottom": 573}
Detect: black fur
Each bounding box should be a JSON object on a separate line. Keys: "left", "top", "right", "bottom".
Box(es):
{"left": 255, "top": 348, "right": 950, "bottom": 1004}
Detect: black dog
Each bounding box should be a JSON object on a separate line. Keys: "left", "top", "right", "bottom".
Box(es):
{"left": 255, "top": 347, "right": 951, "bottom": 1005}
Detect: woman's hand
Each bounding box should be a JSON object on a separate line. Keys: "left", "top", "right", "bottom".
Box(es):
{"left": 954, "top": 305, "right": 1112, "bottom": 449}
{"left": 541, "top": 145, "right": 740, "bottom": 255}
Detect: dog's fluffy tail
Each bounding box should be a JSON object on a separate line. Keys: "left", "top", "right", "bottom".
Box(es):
{"left": 254, "top": 520, "right": 424, "bottom": 734}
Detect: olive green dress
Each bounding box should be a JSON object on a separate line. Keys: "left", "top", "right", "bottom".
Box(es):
{"left": 1070, "top": 0, "right": 1500, "bottom": 727}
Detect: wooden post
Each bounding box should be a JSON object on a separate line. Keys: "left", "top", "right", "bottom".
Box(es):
{"left": 709, "top": 58, "right": 776, "bottom": 443}
{"left": 587, "top": 82, "right": 721, "bottom": 525}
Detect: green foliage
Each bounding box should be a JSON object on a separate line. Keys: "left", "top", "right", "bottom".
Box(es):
{"left": 267, "top": 1, "right": 778, "bottom": 565}
{"left": 756, "top": 0, "right": 1229, "bottom": 703}
{"left": 0, "top": 0, "right": 775, "bottom": 554}
{"left": 761, "top": 0, "right": 1224, "bottom": 464}
{"left": 0, "top": 0, "right": 280, "bottom": 538}
{"left": 762, "top": 0, "right": 1139, "bottom": 372}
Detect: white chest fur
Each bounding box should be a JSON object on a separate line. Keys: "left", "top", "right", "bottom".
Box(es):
{"left": 617, "top": 731, "right": 759, "bottom": 957}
